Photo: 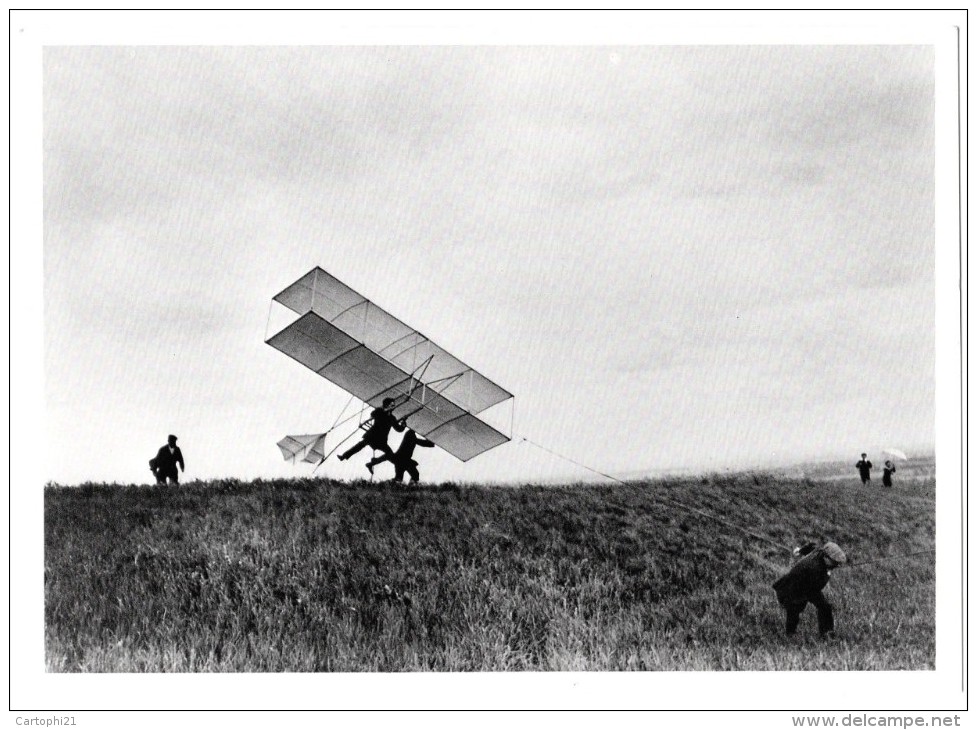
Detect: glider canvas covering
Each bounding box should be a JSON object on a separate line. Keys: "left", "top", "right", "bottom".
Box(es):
{"left": 277, "top": 433, "right": 328, "bottom": 464}
{"left": 267, "top": 267, "right": 513, "bottom": 462}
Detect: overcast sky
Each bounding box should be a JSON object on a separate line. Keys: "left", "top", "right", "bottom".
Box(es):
{"left": 43, "top": 43, "right": 937, "bottom": 485}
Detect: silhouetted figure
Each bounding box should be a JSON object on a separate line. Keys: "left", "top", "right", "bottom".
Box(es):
{"left": 772, "top": 542, "right": 847, "bottom": 639}
{"left": 337, "top": 398, "right": 405, "bottom": 469}
{"left": 855, "top": 453, "right": 873, "bottom": 484}
{"left": 368, "top": 427, "right": 436, "bottom": 483}
{"left": 882, "top": 460, "right": 896, "bottom": 488}
{"left": 152, "top": 434, "right": 184, "bottom": 485}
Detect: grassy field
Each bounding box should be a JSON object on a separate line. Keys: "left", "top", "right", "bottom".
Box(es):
{"left": 44, "top": 470, "right": 935, "bottom": 672}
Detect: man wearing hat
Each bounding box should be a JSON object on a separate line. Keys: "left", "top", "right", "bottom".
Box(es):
{"left": 365, "top": 424, "right": 436, "bottom": 483}
{"left": 337, "top": 397, "right": 405, "bottom": 471}
{"left": 855, "top": 453, "right": 873, "bottom": 485}
{"left": 152, "top": 434, "right": 185, "bottom": 485}
{"left": 772, "top": 542, "right": 847, "bottom": 638}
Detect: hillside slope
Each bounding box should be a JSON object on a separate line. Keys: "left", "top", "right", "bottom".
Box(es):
{"left": 44, "top": 472, "right": 935, "bottom": 671}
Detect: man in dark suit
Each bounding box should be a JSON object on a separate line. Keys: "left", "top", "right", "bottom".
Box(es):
{"left": 367, "top": 427, "right": 436, "bottom": 483}
{"left": 855, "top": 453, "right": 873, "bottom": 484}
{"left": 152, "top": 434, "right": 185, "bottom": 485}
{"left": 337, "top": 398, "right": 405, "bottom": 471}
{"left": 772, "top": 542, "right": 846, "bottom": 638}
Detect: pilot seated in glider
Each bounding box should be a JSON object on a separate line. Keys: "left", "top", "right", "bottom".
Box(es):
{"left": 367, "top": 426, "right": 435, "bottom": 483}
{"left": 772, "top": 541, "right": 847, "bottom": 639}
{"left": 337, "top": 397, "right": 405, "bottom": 466}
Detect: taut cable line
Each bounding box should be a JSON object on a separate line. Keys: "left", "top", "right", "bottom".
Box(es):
{"left": 517, "top": 436, "right": 936, "bottom": 568}
{"left": 517, "top": 436, "right": 792, "bottom": 553}
{"left": 843, "top": 549, "right": 936, "bottom": 569}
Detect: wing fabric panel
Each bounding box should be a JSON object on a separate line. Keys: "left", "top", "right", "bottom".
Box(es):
{"left": 273, "top": 268, "right": 365, "bottom": 320}
{"left": 427, "top": 414, "right": 510, "bottom": 462}
{"left": 266, "top": 311, "right": 360, "bottom": 373}
{"left": 332, "top": 302, "right": 416, "bottom": 355}
{"left": 386, "top": 387, "right": 467, "bottom": 436}
{"left": 436, "top": 370, "right": 512, "bottom": 415}
{"left": 318, "top": 343, "right": 414, "bottom": 405}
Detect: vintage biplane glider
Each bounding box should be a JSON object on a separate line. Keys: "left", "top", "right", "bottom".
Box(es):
{"left": 266, "top": 267, "right": 514, "bottom": 467}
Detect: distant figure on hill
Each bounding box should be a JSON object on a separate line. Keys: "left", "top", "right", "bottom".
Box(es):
{"left": 772, "top": 541, "right": 847, "bottom": 639}
{"left": 367, "top": 427, "right": 436, "bottom": 483}
{"left": 855, "top": 453, "right": 873, "bottom": 485}
{"left": 882, "top": 460, "right": 896, "bottom": 488}
{"left": 337, "top": 397, "right": 405, "bottom": 471}
{"left": 151, "top": 434, "right": 184, "bottom": 485}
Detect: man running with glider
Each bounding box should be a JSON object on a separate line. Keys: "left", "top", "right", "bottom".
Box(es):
{"left": 368, "top": 425, "right": 436, "bottom": 483}
{"left": 337, "top": 397, "right": 405, "bottom": 469}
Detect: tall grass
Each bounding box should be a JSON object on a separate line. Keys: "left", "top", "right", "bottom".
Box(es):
{"left": 44, "top": 472, "right": 935, "bottom": 671}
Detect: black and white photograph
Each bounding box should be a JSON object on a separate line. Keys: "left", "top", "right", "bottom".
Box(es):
{"left": 10, "top": 7, "right": 967, "bottom": 723}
